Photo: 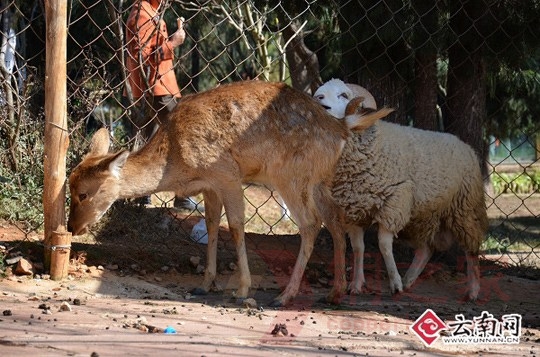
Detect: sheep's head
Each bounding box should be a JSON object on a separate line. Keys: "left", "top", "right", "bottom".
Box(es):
{"left": 313, "top": 78, "right": 377, "bottom": 119}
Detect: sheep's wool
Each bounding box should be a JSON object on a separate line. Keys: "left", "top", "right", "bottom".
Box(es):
{"left": 332, "top": 120, "right": 487, "bottom": 252}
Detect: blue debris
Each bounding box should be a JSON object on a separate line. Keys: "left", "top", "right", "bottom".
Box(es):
{"left": 163, "top": 326, "right": 177, "bottom": 334}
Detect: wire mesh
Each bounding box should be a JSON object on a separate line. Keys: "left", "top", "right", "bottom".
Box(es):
{"left": 0, "top": 0, "right": 538, "bottom": 276}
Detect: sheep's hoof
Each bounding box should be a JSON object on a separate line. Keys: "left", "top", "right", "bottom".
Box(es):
{"left": 348, "top": 283, "right": 367, "bottom": 295}
{"left": 191, "top": 287, "right": 208, "bottom": 295}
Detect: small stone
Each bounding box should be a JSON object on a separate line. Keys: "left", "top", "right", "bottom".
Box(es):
{"left": 243, "top": 298, "right": 257, "bottom": 309}
{"left": 196, "top": 264, "right": 205, "bottom": 274}
{"left": 130, "top": 264, "right": 140, "bottom": 272}
{"left": 189, "top": 256, "right": 201, "bottom": 268}
{"left": 5, "top": 256, "right": 22, "bottom": 265}
{"left": 271, "top": 323, "right": 288, "bottom": 336}
{"left": 2, "top": 310, "right": 12, "bottom": 316}
{"left": 228, "top": 262, "right": 238, "bottom": 271}
{"left": 59, "top": 301, "right": 72, "bottom": 312}
{"left": 14, "top": 258, "right": 33, "bottom": 275}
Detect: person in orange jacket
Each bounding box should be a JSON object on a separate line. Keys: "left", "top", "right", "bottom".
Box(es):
{"left": 124, "top": 0, "right": 199, "bottom": 211}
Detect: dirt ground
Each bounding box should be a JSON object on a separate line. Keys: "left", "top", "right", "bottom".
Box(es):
{"left": 1, "top": 192, "right": 539, "bottom": 356}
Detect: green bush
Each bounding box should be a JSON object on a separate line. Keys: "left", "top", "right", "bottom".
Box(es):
{"left": 491, "top": 170, "right": 540, "bottom": 195}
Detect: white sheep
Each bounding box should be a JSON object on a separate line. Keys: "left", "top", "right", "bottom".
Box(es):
{"left": 314, "top": 79, "right": 488, "bottom": 300}
{"left": 313, "top": 78, "right": 377, "bottom": 118}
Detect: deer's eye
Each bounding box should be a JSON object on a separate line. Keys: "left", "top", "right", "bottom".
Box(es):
{"left": 78, "top": 193, "right": 88, "bottom": 202}
{"left": 339, "top": 92, "right": 349, "bottom": 100}
{"left": 315, "top": 94, "right": 324, "bottom": 100}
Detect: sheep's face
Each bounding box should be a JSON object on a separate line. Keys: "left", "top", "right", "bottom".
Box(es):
{"left": 313, "top": 79, "right": 352, "bottom": 119}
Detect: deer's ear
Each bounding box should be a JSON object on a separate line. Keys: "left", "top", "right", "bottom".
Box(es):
{"left": 89, "top": 128, "right": 111, "bottom": 156}
{"left": 107, "top": 151, "right": 130, "bottom": 178}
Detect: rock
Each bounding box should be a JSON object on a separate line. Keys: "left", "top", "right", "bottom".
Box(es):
{"left": 271, "top": 323, "right": 288, "bottom": 336}
{"left": 189, "top": 256, "right": 201, "bottom": 268}
{"left": 14, "top": 258, "right": 33, "bottom": 275}
{"left": 228, "top": 262, "right": 238, "bottom": 271}
{"left": 59, "top": 301, "right": 72, "bottom": 312}
{"left": 5, "top": 256, "right": 22, "bottom": 265}
{"left": 105, "top": 264, "right": 119, "bottom": 271}
{"left": 243, "top": 298, "right": 258, "bottom": 309}
{"left": 196, "top": 264, "right": 205, "bottom": 274}
{"left": 130, "top": 264, "right": 140, "bottom": 272}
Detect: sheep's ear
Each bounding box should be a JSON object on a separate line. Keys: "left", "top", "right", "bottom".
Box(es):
{"left": 346, "top": 107, "right": 395, "bottom": 132}
{"left": 89, "top": 128, "right": 111, "bottom": 157}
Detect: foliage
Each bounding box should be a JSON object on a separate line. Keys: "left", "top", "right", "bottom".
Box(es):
{"left": 0, "top": 114, "right": 45, "bottom": 232}
{"left": 491, "top": 170, "right": 540, "bottom": 195}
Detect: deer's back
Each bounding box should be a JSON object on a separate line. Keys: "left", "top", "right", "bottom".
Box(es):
{"left": 161, "top": 81, "right": 349, "bottom": 184}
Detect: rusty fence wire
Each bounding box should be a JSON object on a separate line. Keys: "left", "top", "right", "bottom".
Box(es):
{"left": 0, "top": 0, "right": 539, "bottom": 276}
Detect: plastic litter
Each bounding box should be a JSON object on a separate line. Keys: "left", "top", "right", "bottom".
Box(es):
{"left": 163, "top": 326, "right": 177, "bottom": 334}
{"left": 190, "top": 219, "right": 208, "bottom": 244}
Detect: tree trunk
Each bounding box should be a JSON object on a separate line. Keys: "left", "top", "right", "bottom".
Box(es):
{"left": 338, "top": 0, "right": 409, "bottom": 125}
{"left": 282, "top": 21, "right": 322, "bottom": 94}
{"left": 414, "top": 51, "right": 439, "bottom": 131}
{"left": 445, "top": 48, "right": 487, "bottom": 173}
{"left": 445, "top": 0, "right": 488, "bottom": 175}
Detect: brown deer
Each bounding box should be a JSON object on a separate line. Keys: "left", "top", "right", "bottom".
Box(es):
{"left": 68, "top": 81, "right": 391, "bottom": 306}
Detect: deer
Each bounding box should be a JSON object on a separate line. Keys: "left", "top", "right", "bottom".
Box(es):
{"left": 67, "top": 80, "right": 392, "bottom": 306}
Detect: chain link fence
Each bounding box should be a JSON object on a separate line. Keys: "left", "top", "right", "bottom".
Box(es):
{"left": 1, "top": 1, "right": 539, "bottom": 277}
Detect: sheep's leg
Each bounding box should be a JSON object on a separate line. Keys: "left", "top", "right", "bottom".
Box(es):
{"left": 378, "top": 227, "right": 403, "bottom": 294}
{"left": 221, "top": 186, "right": 251, "bottom": 300}
{"left": 402, "top": 243, "right": 433, "bottom": 290}
{"left": 193, "top": 190, "right": 223, "bottom": 295}
{"left": 347, "top": 225, "right": 367, "bottom": 294}
{"left": 465, "top": 253, "right": 480, "bottom": 301}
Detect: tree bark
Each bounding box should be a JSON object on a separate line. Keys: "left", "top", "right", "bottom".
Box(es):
{"left": 414, "top": 51, "right": 439, "bottom": 131}
{"left": 282, "top": 21, "right": 322, "bottom": 94}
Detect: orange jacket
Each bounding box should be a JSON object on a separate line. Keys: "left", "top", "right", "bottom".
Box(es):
{"left": 125, "top": 1, "right": 180, "bottom": 99}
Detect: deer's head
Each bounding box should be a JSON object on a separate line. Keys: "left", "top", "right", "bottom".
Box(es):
{"left": 68, "top": 128, "right": 129, "bottom": 235}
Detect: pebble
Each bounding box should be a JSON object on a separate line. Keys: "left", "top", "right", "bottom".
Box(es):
{"left": 59, "top": 301, "right": 72, "bottom": 312}
{"left": 189, "top": 256, "right": 201, "bottom": 267}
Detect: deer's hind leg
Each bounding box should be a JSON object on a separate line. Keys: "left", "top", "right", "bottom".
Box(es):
{"left": 192, "top": 189, "right": 223, "bottom": 295}
{"left": 313, "top": 184, "right": 347, "bottom": 304}
{"left": 269, "top": 184, "right": 326, "bottom": 307}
